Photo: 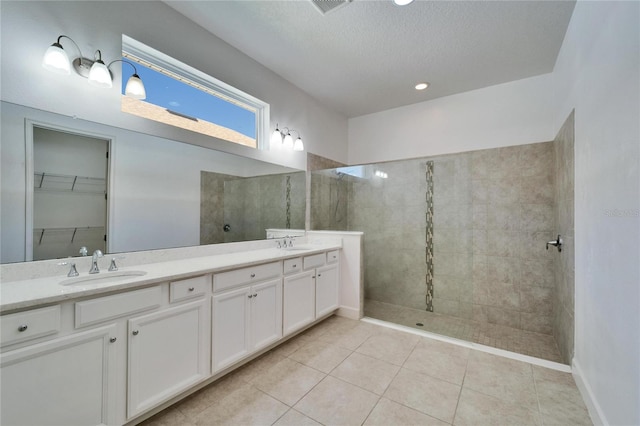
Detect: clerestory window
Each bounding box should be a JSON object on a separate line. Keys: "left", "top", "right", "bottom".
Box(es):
{"left": 121, "top": 35, "right": 269, "bottom": 149}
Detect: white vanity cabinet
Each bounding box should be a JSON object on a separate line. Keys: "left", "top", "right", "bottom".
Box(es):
{"left": 212, "top": 274, "right": 282, "bottom": 373}
{"left": 127, "top": 298, "right": 210, "bottom": 419}
{"left": 0, "top": 323, "right": 118, "bottom": 426}
{"left": 283, "top": 251, "right": 340, "bottom": 336}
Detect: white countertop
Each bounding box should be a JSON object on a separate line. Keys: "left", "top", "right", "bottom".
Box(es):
{"left": 0, "top": 243, "right": 341, "bottom": 314}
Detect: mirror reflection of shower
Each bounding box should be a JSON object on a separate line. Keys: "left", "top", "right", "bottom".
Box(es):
{"left": 332, "top": 171, "right": 346, "bottom": 223}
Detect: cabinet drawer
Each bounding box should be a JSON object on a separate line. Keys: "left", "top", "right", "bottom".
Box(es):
{"left": 1, "top": 305, "right": 60, "bottom": 347}
{"left": 283, "top": 258, "right": 302, "bottom": 275}
{"left": 170, "top": 275, "right": 210, "bottom": 303}
{"left": 75, "top": 286, "right": 162, "bottom": 328}
{"left": 303, "top": 253, "right": 325, "bottom": 270}
{"left": 327, "top": 250, "right": 340, "bottom": 263}
{"left": 214, "top": 262, "right": 281, "bottom": 292}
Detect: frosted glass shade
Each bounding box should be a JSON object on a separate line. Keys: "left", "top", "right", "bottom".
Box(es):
{"left": 283, "top": 133, "right": 294, "bottom": 150}
{"left": 270, "top": 130, "right": 283, "bottom": 149}
{"left": 293, "top": 137, "right": 304, "bottom": 151}
{"left": 88, "top": 60, "right": 112, "bottom": 88}
{"left": 42, "top": 43, "right": 71, "bottom": 75}
{"left": 125, "top": 74, "right": 146, "bottom": 99}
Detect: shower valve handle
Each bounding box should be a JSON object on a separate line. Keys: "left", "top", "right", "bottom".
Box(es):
{"left": 546, "top": 234, "right": 563, "bottom": 252}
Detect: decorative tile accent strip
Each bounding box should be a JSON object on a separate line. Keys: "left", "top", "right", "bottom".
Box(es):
{"left": 425, "top": 161, "right": 434, "bottom": 312}
{"left": 286, "top": 175, "right": 291, "bottom": 229}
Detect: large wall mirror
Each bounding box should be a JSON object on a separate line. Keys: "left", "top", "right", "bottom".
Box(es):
{"left": 1, "top": 101, "right": 305, "bottom": 264}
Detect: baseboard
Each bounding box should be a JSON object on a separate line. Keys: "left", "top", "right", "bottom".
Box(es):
{"left": 572, "top": 358, "right": 607, "bottom": 426}
{"left": 336, "top": 305, "right": 360, "bottom": 320}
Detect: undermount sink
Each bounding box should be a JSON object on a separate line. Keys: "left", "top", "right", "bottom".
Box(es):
{"left": 59, "top": 270, "right": 147, "bottom": 286}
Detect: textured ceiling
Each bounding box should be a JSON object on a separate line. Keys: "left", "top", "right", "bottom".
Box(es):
{"left": 165, "top": 0, "right": 576, "bottom": 118}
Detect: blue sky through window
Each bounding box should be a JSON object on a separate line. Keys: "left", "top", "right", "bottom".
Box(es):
{"left": 121, "top": 59, "right": 256, "bottom": 139}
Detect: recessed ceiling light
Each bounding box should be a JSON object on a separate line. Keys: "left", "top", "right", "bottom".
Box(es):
{"left": 393, "top": 0, "right": 414, "bottom": 5}
{"left": 415, "top": 82, "right": 429, "bottom": 91}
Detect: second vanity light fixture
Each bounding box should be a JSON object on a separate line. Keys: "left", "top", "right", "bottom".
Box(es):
{"left": 42, "top": 35, "right": 146, "bottom": 99}
{"left": 271, "top": 124, "right": 304, "bottom": 151}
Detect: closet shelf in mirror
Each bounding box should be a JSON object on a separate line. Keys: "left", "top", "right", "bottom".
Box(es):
{"left": 34, "top": 172, "right": 106, "bottom": 194}
{"left": 33, "top": 226, "right": 105, "bottom": 245}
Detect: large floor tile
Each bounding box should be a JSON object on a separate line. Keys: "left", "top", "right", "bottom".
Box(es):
{"left": 194, "top": 383, "right": 288, "bottom": 426}
{"left": 363, "top": 398, "right": 449, "bottom": 426}
{"left": 403, "top": 337, "right": 470, "bottom": 385}
{"left": 463, "top": 350, "right": 538, "bottom": 410}
{"left": 356, "top": 328, "right": 420, "bottom": 365}
{"left": 454, "top": 387, "right": 541, "bottom": 426}
{"left": 533, "top": 366, "right": 592, "bottom": 425}
{"left": 289, "top": 340, "right": 352, "bottom": 373}
{"left": 383, "top": 367, "right": 461, "bottom": 424}
{"left": 139, "top": 407, "right": 195, "bottom": 426}
{"left": 232, "top": 351, "right": 287, "bottom": 384}
{"left": 272, "top": 408, "right": 322, "bottom": 426}
{"left": 318, "top": 322, "right": 379, "bottom": 350}
{"left": 294, "top": 376, "right": 379, "bottom": 426}
{"left": 175, "top": 371, "right": 246, "bottom": 418}
{"left": 330, "top": 352, "right": 400, "bottom": 395}
{"left": 252, "top": 358, "right": 326, "bottom": 406}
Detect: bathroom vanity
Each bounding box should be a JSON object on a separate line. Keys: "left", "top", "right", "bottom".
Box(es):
{"left": 0, "top": 240, "right": 349, "bottom": 426}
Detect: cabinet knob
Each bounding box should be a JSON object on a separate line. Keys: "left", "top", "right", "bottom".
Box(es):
{"left": 17, "top": 324, "right": 28, "bottom": 332}
{"left": 318, "top": 273, "right": 322, "bottom": 277}
{"left": 250, "top": 273, "right": 256, "bottom": 278}
{"left": 253, "top": 293, "right": 258, "bottom": 298}
{"left": 132, "top": 330, "right": 139, "bottom": 336}
{"left": 188, "top": 287, "right": 195, "bottom": 292}
{"left": 248, "top": 294, "right": 253, "bottom": 299}
{"left": 110, "top": 337, "right": 117, "bottom": 343}
{"left": 293, "top": 264, "right": 297, "bottom": 268}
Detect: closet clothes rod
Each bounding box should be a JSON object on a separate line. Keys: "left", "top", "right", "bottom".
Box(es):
{"left": 35, "top": 226, "right": 105, "bottom": 245}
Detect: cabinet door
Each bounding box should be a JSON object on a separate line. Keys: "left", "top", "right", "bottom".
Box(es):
{"left": 212, "top": 286, "right": 251, "bottom": 373}
{"left": 283, "top": 270, "right": 315, "bottom": 336}
{"left": 0, "top": 324, "right": 118, "bottom": 426}
{"left": 316, "top": 263, "right": 340, "bottom": 318}
{"left": 128, "top": 299, "right": 210, "bottom": 419}
{"left": 250, "top": 278, "right": 282, "bottom": 351}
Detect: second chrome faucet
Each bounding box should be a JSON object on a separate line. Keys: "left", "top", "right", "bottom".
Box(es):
{"left": 89, "top": 249, "right": 104, "bottom": 274}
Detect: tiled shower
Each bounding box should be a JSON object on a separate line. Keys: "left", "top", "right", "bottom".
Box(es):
{"left": 311, "top": 114, "right": 574, "bottom": 364}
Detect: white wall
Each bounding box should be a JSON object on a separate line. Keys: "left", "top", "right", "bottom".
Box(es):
{"left": 348, "top": 73, "right": 555, "bottom": 164}
{"left": 0, "top": 1, "right": 348, "bottom": 168}
{"left": 552, "top": 2, "right": 639, "bottom": 425}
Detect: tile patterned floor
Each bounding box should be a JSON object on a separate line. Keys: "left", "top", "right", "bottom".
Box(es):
{"left": 141, "top": 316, "right": 591, "bottom": 426}
{"left": 365, "top": 299, "right": 564, "bottom": 363}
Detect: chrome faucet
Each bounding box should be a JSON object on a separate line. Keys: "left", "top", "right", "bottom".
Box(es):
{"left": 89, "top": 249, "right": 104, "bottom": 274}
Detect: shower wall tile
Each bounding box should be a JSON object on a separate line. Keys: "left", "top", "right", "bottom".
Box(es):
{"left": 521, "top": 312, "right": 552, "bottom": 335}
{"left": 520, "top": 287, "right": 553, "bottom": 314}
{"left": 486, "top": 306, "right": 521, "bottom": 329}
{"left": 521, "top": 258, "right": 555, "bottom": 288}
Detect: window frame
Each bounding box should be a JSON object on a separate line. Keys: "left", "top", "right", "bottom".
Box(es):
{"left": 122, "top": 35, "right": 270, "bottom": 150}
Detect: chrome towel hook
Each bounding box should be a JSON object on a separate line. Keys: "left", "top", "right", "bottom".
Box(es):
{"left": 546, "top": 234, "right": 563, "bottom": 252}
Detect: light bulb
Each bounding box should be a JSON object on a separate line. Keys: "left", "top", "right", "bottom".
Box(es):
{"left": 293, "top": 137, "right": 304, "bottom": 151}
{"left": 42, "top": 43, "right": 70, "bottom": 75}
{"left": 125, "top": 74, "right": 146, "bottom": 99}
{"left": 283, "top": 133, "right": 294, "bottom": 150}
{"left": 88, "top": 59, "right": 112, "bottom": 88}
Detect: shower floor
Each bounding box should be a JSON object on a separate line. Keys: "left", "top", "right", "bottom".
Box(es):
{"left": 365, "top": 299, "right": 564, "bottom": 364}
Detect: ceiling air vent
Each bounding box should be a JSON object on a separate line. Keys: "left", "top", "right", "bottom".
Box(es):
{"left": 310, "top": 0, "right": 351, "bottom": 16}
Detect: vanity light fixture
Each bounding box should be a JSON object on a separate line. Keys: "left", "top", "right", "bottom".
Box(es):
{"left": 42, "top": 34, "right": 147, "bottom": 99}
{"left": 270, "top": 124, "right": 304, "bottom": 151}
